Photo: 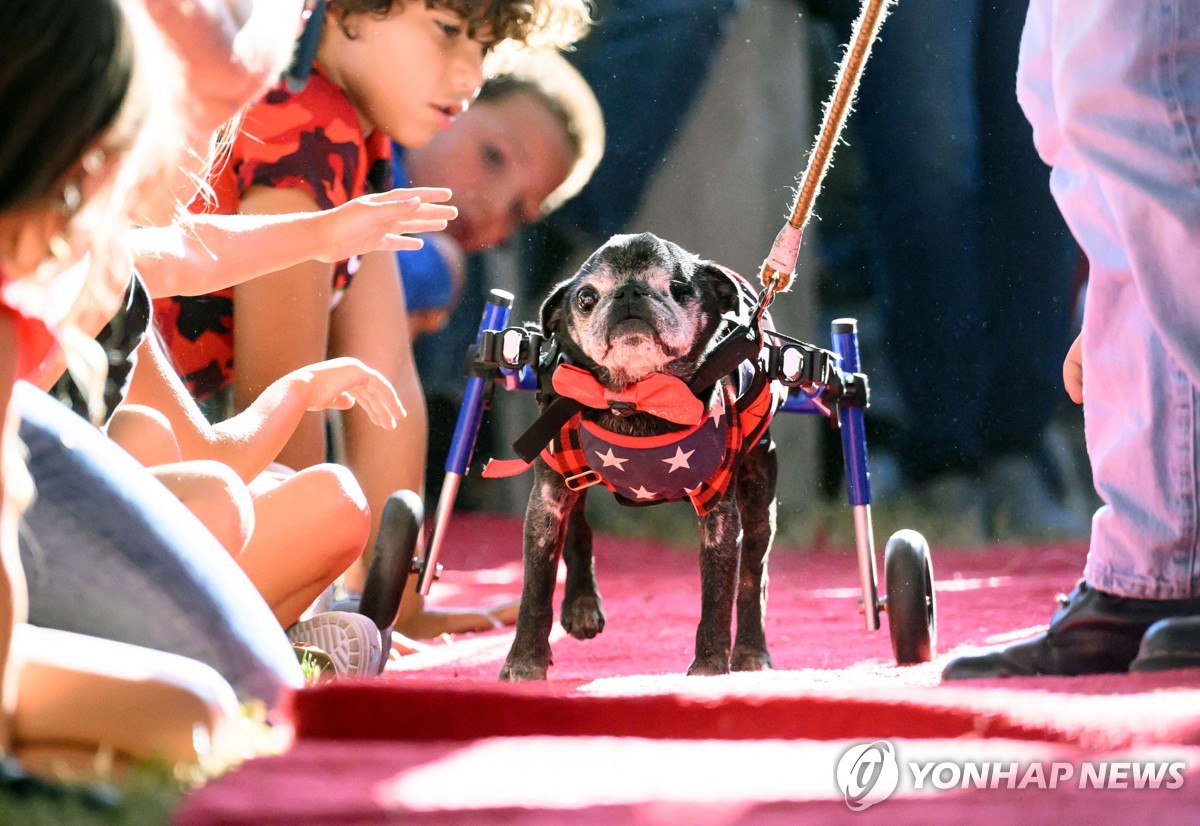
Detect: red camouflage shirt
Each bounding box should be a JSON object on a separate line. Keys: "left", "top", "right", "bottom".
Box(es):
{"left": 153, "top": 66, "right": 392, "bottom": 402}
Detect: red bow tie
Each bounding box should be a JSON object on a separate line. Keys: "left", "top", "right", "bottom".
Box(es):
{"left": 552, "top": 364, "right": 705, "bottom": 426}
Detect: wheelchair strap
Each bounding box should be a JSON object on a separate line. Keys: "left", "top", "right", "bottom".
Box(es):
{"left": 510, "top": 395, "right": 583, "bottom": 464}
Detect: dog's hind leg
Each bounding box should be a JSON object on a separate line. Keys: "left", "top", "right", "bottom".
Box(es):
{"left": 500, "top": 466, "right": 579, "bottom": 681}
{"left": 560, "top": 492, "right": 606, "bottom": 640}
{"left": 732, "top": 436, "right": 777, "bottom": 672}
{"left": 689, "top": 495, "right": 742, "bottom": 676}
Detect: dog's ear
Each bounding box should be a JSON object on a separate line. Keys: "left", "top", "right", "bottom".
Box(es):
{"left": 694, "top": 260, "right": 750, "bottom": 319}
{"left": 538, "top": 278, "right": 573, "bottom": 337}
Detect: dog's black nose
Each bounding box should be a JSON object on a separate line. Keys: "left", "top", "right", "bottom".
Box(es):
{"left": 613, "top": 283, "right": 651, "bottom": 302}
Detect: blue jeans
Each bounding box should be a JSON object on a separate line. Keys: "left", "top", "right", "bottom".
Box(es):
{"left": 16, "top": 383, "right": 302, "bottom": 703}
{"left": 1019, "top": 0, "right": 1200, "bottom": 599}
{"left": 849, "top": 0, "right": 1080, "bottom": 481}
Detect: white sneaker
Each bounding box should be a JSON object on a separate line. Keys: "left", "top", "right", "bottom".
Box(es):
{"left": 287, "top": 611, "right": 382, "bottom": 678}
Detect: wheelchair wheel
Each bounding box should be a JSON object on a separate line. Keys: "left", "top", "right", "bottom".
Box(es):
{"left": 359, "top": 489, "right": 423, "bottom": 667}
{"left": 884, "top": 529, "right": 936, "bottom": 665}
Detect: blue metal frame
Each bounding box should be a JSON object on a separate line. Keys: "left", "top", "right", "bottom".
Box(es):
{"left": 831, "top": 319, "right": 872, "bottom": 508}
{"left": 443, "top": 292, "right": 514, "bottom": 476}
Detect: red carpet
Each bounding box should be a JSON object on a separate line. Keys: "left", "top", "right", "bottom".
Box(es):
{"left": 178, "top": 514, "right": 1200, "bottom": 823}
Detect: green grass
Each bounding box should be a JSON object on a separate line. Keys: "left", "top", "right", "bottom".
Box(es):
{"left": 0, "top": 758, "right": 182, "bottom": 826}
{"left": 298, "top": 648, "right": 323, "bottom": 685}
{"left": 295, "top": 645, "right": 336, "bottom": 685}
{"left": 0, "top": 702, "right": 285, "bottom": 826}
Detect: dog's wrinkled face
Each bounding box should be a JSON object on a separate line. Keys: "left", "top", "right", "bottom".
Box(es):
{"left": 542, "top": 233, "right": 739, "bottom": 388}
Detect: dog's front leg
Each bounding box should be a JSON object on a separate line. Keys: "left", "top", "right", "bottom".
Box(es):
{"left": 688, "top": 496, "right": 742, "bottom": 676}
{"left": 500, "top": 463, "right": 579, "bottom": 682}
{"left": 561, "top": 494, "right": 606, "bottom": 639}
{"left": 732, "top": 436, "right": 777, "bottom": 671}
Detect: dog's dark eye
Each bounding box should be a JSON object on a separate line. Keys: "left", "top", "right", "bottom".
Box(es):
{"left": 669, "top": 280, "right": 694, "bottom": 302}
{"left": 576, "top": 286, "right": 599, "bottom": 313}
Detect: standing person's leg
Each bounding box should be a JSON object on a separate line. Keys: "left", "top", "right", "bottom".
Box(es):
{"left": 943, "top": 0, "right": 1200, "bottom": 679}
{"left": 1046, "top": 0, "right": 1200, "bottom": 598}
{"left": 15, "top": 384, "right": 302, "bottom": 704}
{"left": 852, "top": 0, "right": 986, "bottom": 485}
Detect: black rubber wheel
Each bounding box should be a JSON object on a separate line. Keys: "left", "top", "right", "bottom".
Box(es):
{"left": 884, "top": 529, "right": 936, "bottom": 665}
{"left": 359, "top": 489, "right": 422, "bottom": 647}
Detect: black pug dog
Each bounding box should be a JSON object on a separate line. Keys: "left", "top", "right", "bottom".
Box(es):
{"left": 499, "top": 232, "right": 780, "bottom": 681}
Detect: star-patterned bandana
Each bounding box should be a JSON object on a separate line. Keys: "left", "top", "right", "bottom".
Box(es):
{"left": 536, "top": 380, "right": 749, "bottom": 515}
{"left": 575, "top": 390, "right": 730, "bottom": 503}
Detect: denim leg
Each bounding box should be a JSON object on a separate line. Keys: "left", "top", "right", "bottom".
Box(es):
{"left": 15, "top": 383, "right": 303, "bottom": 703}
{"left": 1018, "top": 0, "right": 1200, "bottom": 598}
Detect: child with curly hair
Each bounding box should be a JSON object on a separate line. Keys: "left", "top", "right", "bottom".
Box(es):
{"left": 154, "top": 0, "right": 591, "bottom": 648}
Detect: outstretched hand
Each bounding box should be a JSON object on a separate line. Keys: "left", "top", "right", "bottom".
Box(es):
{"left": 316, "top": 188, "right": 457, "bottom": 264}
{"left": 1063, "top": 331, "right": 1083, "bottom": 404}
{"left": 299, "top": 357, "right": 406, "bottom": 429}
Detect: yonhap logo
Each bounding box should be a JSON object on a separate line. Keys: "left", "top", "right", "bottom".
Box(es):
{"left": 836, "top": 740, "right": 900, "bottom": 810}
{"left": 833, "top": 739, "right": 1187, "bottom": 810}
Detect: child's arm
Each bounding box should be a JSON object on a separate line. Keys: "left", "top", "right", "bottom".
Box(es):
{"left": 11, "top": 625, "right": 241, "bottom": 771}
{"left": 132, "top": 187, "right": 455, "bottom": 299}
{"left": 120, "top": 331, "right": 402, "bottom": 483}
{"left": 229, "top": 186, "right": 333, "bottom": 471}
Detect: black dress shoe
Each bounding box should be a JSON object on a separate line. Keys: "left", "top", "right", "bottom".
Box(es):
{"left": 1129, "top": 616, "right": 1200, "bottom": 672}
{"left": 942, "top": 581, "right": 1200, "bottom": 680}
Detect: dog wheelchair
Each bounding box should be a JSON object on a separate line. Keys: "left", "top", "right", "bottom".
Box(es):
{"left": 363, "top": 285, "right": 938, "bottom": 668}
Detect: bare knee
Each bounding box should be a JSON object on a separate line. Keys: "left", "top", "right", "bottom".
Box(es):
{"left": 153, "top": 461, "right": 254, "bottom": 556}
{"left": 106, "top": 405, "right": 182, "bottom": 466}
{"left": 297, "top": 463, "right": 372, "bottom": 575}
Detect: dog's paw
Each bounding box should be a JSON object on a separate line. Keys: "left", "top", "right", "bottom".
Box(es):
{"left": 561, "top": 593, "right": 606, "bottom": 639}
{"left": 498, "top": 657, "right": 550, "bottom": 682}
{"left": 731, "top": 647, "right": 773, "bottom": 672}
{"left": 686, "top": 655, "right": 731, "bottom": 677}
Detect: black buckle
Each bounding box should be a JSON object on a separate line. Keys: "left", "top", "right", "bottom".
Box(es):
{"left": 839, "top": 372, "right": 870, "bottom": 409}
{"left": 765, "top": 340, "right": 837, "bottom": 388}
{"left": 477, "top": 327, "right": 544, "bottom": 373}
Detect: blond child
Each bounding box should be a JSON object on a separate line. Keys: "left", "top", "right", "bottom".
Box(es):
{"left": 397, "top": 49, "right": 605, "bottom": 339}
